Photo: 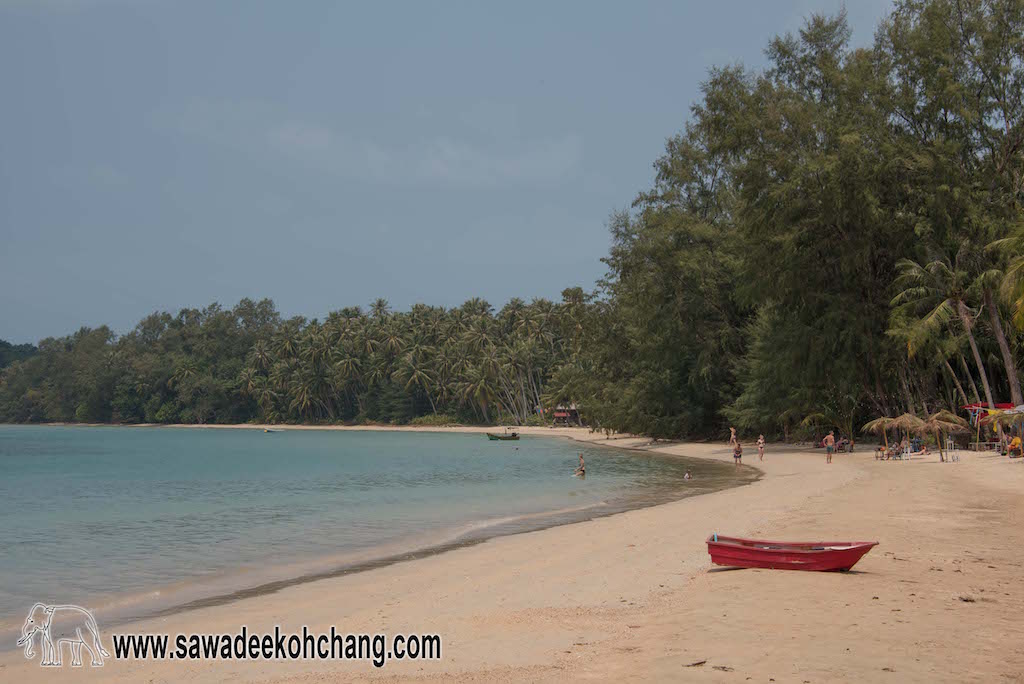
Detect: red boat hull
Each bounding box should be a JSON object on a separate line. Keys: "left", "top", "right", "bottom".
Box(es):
{"left": 707, "top": 535, "right": 878, "bottom": 572}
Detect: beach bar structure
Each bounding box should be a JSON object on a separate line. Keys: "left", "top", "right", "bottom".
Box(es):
{"left": 962, "top": 402, "right": 1015, "bottom": 450}
{"left": 551, "top": 404, "right": 581, "bottom": 427}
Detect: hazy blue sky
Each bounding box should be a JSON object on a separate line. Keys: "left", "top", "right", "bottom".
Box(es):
{"left": 0, "top": 0, "right": 894, "bottom": 344}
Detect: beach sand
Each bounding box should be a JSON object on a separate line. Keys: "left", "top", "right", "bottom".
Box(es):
{"left": 4, "top": 427, "right": 1023, "bottom": 683}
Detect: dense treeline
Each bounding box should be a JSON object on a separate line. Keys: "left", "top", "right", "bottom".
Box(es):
{"left": 0, "top": 296, "right": 586, "bottom": 426}
{"left": 566, "top": 0, "right": 1024, "bottom": 439}
{"left": 0, "top": 340, "right": 36, "bottom": 369}
{"left": 2, "top": 1, "right": 1023, "bottom": 438}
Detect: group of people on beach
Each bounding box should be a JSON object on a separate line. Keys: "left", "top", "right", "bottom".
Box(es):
{"left": 729, "top": 427, "right": 765, "bottom": 466}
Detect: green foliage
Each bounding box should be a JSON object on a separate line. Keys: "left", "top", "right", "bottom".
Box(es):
{"left": 0, "top": 296, "right": 581, "bottom": 427}
{"left": 0, "top": 340, "right": 36, "bottom": 369}
{"left": 4, "top": 2, "right": 1024, "bottom": 441}
{"left": 409, "top": 414, "right": 461, "bottom": 427}
{"left": 550, "top": 1, "right": 1024, "bottom": 439}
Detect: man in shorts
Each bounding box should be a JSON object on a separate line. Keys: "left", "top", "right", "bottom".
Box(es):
{"left": 733, "top": 440, "right": 743, "bottom": 467}
{"left": 824, "top": 431, "right": 835, "bottom": 464}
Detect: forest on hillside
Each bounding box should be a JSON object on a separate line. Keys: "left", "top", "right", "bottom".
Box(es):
{"left": 2, "top": 1, "right": 1023, "bottom": 439}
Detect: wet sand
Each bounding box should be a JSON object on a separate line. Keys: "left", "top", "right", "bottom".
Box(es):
{"left": 4, "top": 429, "right": 1023, "bottom": 683}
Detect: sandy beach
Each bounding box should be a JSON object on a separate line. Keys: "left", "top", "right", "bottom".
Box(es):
{"left": 4, "top": 426, "right": 1023, "bottom": 683}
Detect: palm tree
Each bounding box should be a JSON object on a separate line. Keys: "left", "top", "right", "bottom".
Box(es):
{"left": 462, "top": 318, "right": 494, "bottom": 352}
{"left": 458, "top": 363, "right": 498, "bottom": 423}
{"left": 975, "top": 266, "right": 1023, "bottom": 406}
{"left": 891, "top": 251, "right": 999, "bottom": 419}
{"left": 252, "top": 377, "right": 279, "bottom": 421}
{"left": 238, "top": 367, "right": 259, "bottom": 396}
{"left": 168, "top": 358, "right": 198, "bottom": 389}
{"left": 364, "top": 353, "right": 389, "bottom": 389}
{"left": 989, "top": 229, "right": 1024, "bottom": 330}
{"left": 333, "top": 353, "right": 364, "bottom": 413}
{"left": 378, "top": 324, "right": 404, "bottom": 356}
{"left": 273, "top": 328, "right": 298, "bottom": 360}
{"left": 393, "top": 353, "right": 437, "bottom": 414}
{"left": 370, "top": 298, "right": 391, "bottom": 320}
{"left": 247, "top": 339, "right": 273, "bottom": 371}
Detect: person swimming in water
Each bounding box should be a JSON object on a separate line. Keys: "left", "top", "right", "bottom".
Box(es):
{"left": 574, "top": 453, "right": 585, "bottom": 476}
{"left": 683, "top": 470, "right": 692, "bottom": 480}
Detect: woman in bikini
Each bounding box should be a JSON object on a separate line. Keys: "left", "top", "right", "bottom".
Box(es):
{"left": 757, "top": 434, "right": 765, "bottom": 461}
{"left": 733, "top": 440, "right": 743, "bottom": 467}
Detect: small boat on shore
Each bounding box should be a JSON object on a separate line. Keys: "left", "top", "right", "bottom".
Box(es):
{"left": 486, "top": 428, "right": 520, "bottom": 441}
{"left": 706, "top": 534, "right": 878, "bottom": 572}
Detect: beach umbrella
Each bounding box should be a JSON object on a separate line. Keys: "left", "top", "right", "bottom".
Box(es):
{"left": 888, "top": 412, "right": 926, "bottom": 434}
{"left": 862, "top": 416, "right": 895, "bottom": 449}
{"left": 886, "top": 413, "right": 926, "bottom": 452}
{"left": 919, "top": 410, "right": 970, "bottom": 462}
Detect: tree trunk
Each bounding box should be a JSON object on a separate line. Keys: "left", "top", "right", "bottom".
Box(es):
{"left": 960, "top": 353, "right": 981, "bottom": 403}
{"left": 898, "top": 364, "right": 916, "bottom": 414}
{"left": 958, "top": 299, "right": 1001, "bottom": 439}
{"left": 984, "top": 289, "right": 1023, "bottom": 406}
{"left": 942, "top": 357, "right": 970, "bottom": 407}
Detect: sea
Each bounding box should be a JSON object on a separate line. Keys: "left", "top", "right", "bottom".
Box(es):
{"left": 0, "top": 425, "right": 752, "bottom": 636}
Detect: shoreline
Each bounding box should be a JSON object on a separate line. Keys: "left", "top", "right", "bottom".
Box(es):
{"left": 0, "top": 426, "right": 755, "bottom": 646}
{"left": 5, "top": 431, "right": 1023, "bottom": 681}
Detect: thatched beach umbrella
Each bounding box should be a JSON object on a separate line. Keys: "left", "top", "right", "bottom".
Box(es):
{"left": 862, "top": 416, "right": 896, "bottom": 449}
{"left": 919, "top": 410, "right": 970, "bottom": 462}
{"left": 884, "top": 413, "right": 926, "bottom": 455}
{"left": 889, "top": 412, "right": 926, "bottom": 435}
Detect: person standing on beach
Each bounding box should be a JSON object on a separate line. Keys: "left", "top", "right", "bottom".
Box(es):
{"left": 729, "top": 426, "right": 737, "bottom": 446}
{"left": 733, "top": 440, "right": 743, "bottom": 466}
{"left": 824, "top": 431, "right": 835, "bottom": 464}
{"left": 757, "top": 434, "right": 765, "bottom": 461}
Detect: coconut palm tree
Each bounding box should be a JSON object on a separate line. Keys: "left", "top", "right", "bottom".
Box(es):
{"left": 392, "top": 352, "right": 437, "bottom": 414}
{"left": 247, "top": 339, "right": 273, "bottom": 371}
{"left": 975, "top": 267, "right": 1023, "bottom": 406}
{"left": 891, "top": 249, "right": 999, "bottom": 421}
{"left": 370, "top": 298, "right": 391, "bottom": 320}
{"left": 458, "top": 363, "right": 498, "bottom": 423}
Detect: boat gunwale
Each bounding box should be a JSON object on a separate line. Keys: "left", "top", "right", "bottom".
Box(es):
{"left": 706, "top": 535, "right": 878, "bottom": 554}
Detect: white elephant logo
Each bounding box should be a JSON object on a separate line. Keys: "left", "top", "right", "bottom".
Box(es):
{"left": 16, "top": 603, "right": 111, "bottom": 667}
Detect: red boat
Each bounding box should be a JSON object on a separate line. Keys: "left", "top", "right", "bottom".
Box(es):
{"left": 706, "top": 534, "right": 878, "bottom": 572}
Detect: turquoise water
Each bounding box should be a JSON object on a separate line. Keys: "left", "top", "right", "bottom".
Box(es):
{"left": 0, "top": 425, "right": 747, "bottom": 630}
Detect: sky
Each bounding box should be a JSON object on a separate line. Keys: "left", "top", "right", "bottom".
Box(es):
{"left": 0, "top": 0, "right": 894, "bottom": 344}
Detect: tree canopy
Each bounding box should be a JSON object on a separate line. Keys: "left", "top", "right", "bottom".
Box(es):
{"left": 3, "top": 1, "right": 1023, "bottom": 438}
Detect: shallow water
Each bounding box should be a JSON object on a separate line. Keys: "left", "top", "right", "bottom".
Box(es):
{"left": 0, "top": 425, "right": 751, "bottom": 630}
